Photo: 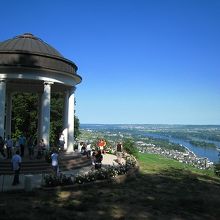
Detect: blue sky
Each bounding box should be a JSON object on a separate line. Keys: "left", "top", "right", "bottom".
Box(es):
{"left": 1, "top": 0, "right": 220, "bottom": 124}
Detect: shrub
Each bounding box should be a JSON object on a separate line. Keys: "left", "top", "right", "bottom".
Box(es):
{"left": 214, "top": 163, "right": 220, "bottom": 176}
{"left": 123, "top": 139, "right": 139, "bottom": 158}
{"left": 44, "top": 174, "right": 60, "bottom": 187}
{"left": 75, "top": 174, "right": 87, "bottom": 184}
{"left": 44, "top": 173, "right": 73, "bottom": 187}
{"left": 43, "top": 154, "right": 137, "bottom": 187}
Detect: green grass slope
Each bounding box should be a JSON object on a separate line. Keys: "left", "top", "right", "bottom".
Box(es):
{"left": 0, "top": 153, "right": 220, "bottom": 220}
{"left": 138, "top": 153, "right": 217, "bottom": 177}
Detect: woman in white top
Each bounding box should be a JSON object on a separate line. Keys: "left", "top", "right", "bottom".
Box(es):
{"left": 51, "top": 150, "right": 59, "bottom": 175}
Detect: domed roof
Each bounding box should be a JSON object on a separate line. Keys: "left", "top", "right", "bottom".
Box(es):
{"left": 0, "top": 33, "right": 82, "bottom": 84}
{"left": 0, "top": 33, "right": 63, "bottom": 58}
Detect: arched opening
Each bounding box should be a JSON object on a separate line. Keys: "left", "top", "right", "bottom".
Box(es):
{"left": 0, "top": 33, "right": 82, "bottom": 152}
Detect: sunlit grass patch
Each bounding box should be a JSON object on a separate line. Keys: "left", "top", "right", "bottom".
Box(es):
{"left": 138, "top": 152, "right": 217, "bottom": 177}
{"left": 57, "top": 191, "right": 72, "bottom": 200}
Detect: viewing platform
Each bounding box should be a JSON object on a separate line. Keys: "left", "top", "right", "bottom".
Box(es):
{"left": 0, "top": 151, "right": 121, "bottom": 192}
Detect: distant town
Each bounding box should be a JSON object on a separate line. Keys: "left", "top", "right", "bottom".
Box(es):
{"left": 79, "top": 124, "right": 220, "bottom": 169}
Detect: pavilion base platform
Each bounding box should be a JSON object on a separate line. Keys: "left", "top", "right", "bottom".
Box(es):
{"left": 0, "top": 151, "right": 91, "bottom": 175}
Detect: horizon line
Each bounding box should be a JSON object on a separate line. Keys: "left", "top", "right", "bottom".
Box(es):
{"left": 80, "top": 123, "right": 220, "bottom": 126}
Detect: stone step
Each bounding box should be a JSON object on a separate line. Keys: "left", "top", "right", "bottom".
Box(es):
{"left": 0, "top": 157, "right": 89, "bottom": 166}
{"left": 0, "top": 156, "right": 91, "bottom": 175}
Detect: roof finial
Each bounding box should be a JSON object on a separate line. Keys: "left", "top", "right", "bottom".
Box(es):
{"left": 18, "top": 33, "right": 37, "bottom": 39}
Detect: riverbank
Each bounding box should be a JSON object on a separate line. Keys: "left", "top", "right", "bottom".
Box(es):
{"left": 143, "top": 132, "right": 220, "bottom": 163}
{"left": 138, "top": 145, "right": 214, "bottom": 169}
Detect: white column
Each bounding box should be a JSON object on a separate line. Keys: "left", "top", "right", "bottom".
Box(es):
{"left": 5, "top": 92, "right": 12, "bottom": 137}
{"left": 0, "top": 80, "right": 6, "bottom": 138}
{"left": 40, "top": 81, "right": 53, "bottom": 149}
{"left": 62, "top": 91, "right": 69, "bottom": 150}
{"left": 67, "top": 86, "right": 76, "bottom": 152}
{"left": 37, "top": 93, "right": 42, "bottom": 144}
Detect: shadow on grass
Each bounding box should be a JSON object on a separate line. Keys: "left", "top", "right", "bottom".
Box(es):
{"left": 0, "top": 168, "right": 220, "bottom": 220}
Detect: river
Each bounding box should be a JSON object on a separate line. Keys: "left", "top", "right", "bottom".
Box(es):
{"left": 80, "top": 124, "right": 220, "bottom": 163}
{"left": 144, "top": 132, "right": 220, "bottom": 163}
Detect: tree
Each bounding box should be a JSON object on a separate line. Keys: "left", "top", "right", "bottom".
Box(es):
{"left": 11, "top": 92, "right": 81, "bottom": 144}
{"left": 50, "top": 93, "right": 64, "bottom": 146}
{"left": 12, "top": 93, "right": 38, "bottom": 139}
{"left": 74, "top": 115, "right": 80, "bottom": 139}
{"left": 123, "top": 139, "right": 139, "bottom": 158}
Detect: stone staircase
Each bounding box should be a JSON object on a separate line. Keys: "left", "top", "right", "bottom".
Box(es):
{"left": 0, "top": 153, "right": 91, "bottom": 175}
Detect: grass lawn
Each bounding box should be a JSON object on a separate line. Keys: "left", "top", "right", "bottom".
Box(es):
{"left": 0, "top": 153, "right": 220, "bottom": 220}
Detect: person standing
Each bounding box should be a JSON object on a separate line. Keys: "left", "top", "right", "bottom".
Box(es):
{"left": 51, "top": 150, "right": 59, "bottom": 176}
{"left": 37, "top": 139, "right": 45, "bottom": 159}
{"left": 81, "top": 142, "right": 87, "bottom": 155}
{"left": 95, "top": 150, "right": 103, "bottom": 169}
{"left": 86, "top": 143, "right": 92, "bottom": 158}
{"left": 15, "top": 138, "right": 20, "bottom": 152}
{"left": 11, "top": 150, "right": 22, "bottom": 185}
{"left": 97, "top": 139, "right": 106, "bottom": 153}
{"left": 27, "top": 136, "right": 35, "bottom": 160}
{"left": 59, "top": 133, "right": 65, "bottom": 151}
{"left": 91, "top": 148, "right": 96, "bottom": 166}
{"left": 116, "top": 142, "right": 123, "bottom": 164}
{"left": 0, "top": 136, "right": 6, "bottom": 159}
{"left": 19, "top": 134, "right": 26, "bottom": 157}
{"left": 6, "top": 135, "right": 13, "bottom": 159}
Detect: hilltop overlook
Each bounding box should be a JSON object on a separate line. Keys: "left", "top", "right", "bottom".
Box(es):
{"left": 0, "top": 153, "right": 220, "bottom": 219}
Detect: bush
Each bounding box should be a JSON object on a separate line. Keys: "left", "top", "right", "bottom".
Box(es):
{"left": 43, "top": 154, "right": 137, "bottom": 187}
{"left": 214, "top": 163, "right": 220, "bottom": 176}
{"left": 75, "top": 174, "right": 87, "bottom": 184}
{"left": 44, "top": 173, "right": 73, "bottom": 187}
{"left": 123, "top": 139, "right": 139, "bottom": 158}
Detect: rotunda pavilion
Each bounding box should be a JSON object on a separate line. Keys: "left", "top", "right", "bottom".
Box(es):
{"left": 0, "top": 33, "right": 82, "bottom": 152}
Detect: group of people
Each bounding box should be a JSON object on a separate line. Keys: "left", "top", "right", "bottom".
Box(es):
{"left": 10, "top": 147, "right": 59, "bottom": 186}
{"left": 1, "top": 134, "right": 124, "bottom": 185}
{"left": 0, "top": 135, "right": 47, "bottom": 160}
{"left": 79, "top": 141, "right": 103, "bottom": 169}
{"left": 0, "top": 135, "right": 47, "bottom": 186}
{"left": 80, "top": 142, "right": 92, "bottom": 158}
{"left": 0, "top": 135, "right": 26, "bottom": 159}
{"left": 0, "top": 135, "right": 23, "bottom": 186}
{"left": 79, "top": 140, "right": 123, "bottom": 169}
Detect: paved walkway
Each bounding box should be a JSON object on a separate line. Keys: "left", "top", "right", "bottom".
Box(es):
{"left": 0, "top": 153, "right": 122, "bottom": 192}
